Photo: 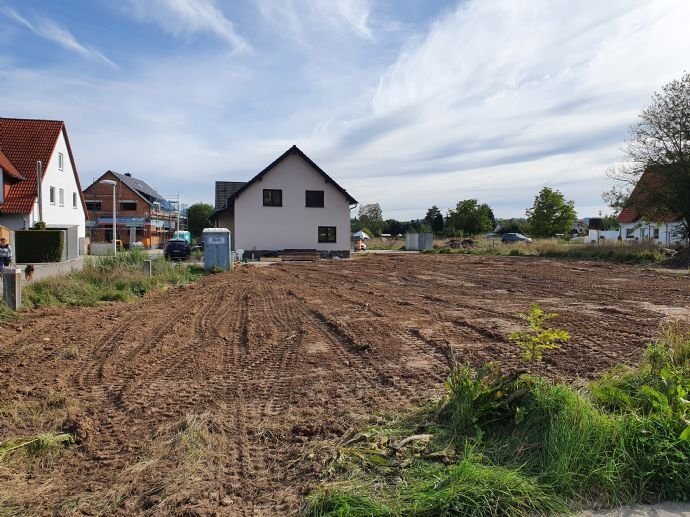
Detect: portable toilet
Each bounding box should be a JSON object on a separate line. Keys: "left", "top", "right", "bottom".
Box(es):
{"left": 203, "top": 228, "right": 232, "bottom": 271}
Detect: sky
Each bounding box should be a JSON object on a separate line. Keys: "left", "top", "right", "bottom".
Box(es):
{"left": 1, "top": 0, "right": 689, "bottom": 220}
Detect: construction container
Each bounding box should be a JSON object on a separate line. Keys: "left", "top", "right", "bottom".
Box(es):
{"left": 203, "top": 228, "right": 232, "bottom": 272}
{"left": 405, "top": 233, "right": 433, "bottom": 251}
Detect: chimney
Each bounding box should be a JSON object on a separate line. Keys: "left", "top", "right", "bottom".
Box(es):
{"left": 125, "top": 172, "right": 132, "bottom": 177}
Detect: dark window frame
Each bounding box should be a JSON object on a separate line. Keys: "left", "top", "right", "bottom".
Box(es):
{"left": 86, "top": 200, "right": 102, "bottom": 211}
{"left": 119, "top": 200, "right": 138, "bottom": 211}
{"left": 305, "top": 190, "right": 325, "bottom": 207}
{"left": 318, "top": 226, "right": 337, "bottom": 243}
{"left": 263, "top": 189, "right": 283, "bottom": 207}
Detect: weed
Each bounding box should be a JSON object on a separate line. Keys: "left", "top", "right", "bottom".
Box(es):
{"left": 509, "top": 304, "right": 570, "bottom": 372}
{"left": 22, "top": 251, "right": 205, "bottom": 309}
{"left": 0, "top": 433, "right": 72, "bottom": 461}
{"left": 307, "top": 327, "right": 690, "bottom": 514}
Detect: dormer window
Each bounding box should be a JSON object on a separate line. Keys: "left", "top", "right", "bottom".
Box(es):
{"left": 58, "top": 152, "right": 64, "bottom": 171}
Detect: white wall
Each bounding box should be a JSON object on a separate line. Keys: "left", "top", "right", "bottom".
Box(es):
{"left": 234, "top": 154, "right": 352, "bottom": 251}
{"left": 30, "top": 129, "right": 86, "bottom": 241}
{"left": 619, "top": 221, "right": 686, "bottom": 246}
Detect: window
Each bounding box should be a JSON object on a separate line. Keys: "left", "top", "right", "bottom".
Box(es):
{"left": 58, "top": 152, "right": 64, "bottom": 171}
{"left": 653, "top": 228, "right": 660, "bottom": 239}
{"left": 86, "top": 200, "right": 102, "bottom": 211}
{"left": 306, "top": 190, "right": 324, "bottom": 207}
{"left": 263, "top": 189, "right": 282, "bottom": 207}
{"left": 626, "top": 228, "right": 635, "bottom": 238}
{"left": 120, "top": 201, "right": 137, "bottom": 211}
{"left": 59, "top": 188, "right": 64, "bottom": 206}
{"left": 73, "top": 192, "right": 78, "bottom": 209}
{"left": 49, "top": 186, "right": 56, "bottom": 205}
{"left": 318, "top": 226, "right": 337, "bottom": 243}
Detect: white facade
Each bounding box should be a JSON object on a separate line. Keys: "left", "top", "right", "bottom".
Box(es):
{"left": 0, "top": 130, "right": 86, "bottom": 256}
{"left": 232, "top": 154, "right": 353, "bottom": 253}
{"left": 618, "top": 221, "right": 686, "bottom": 246}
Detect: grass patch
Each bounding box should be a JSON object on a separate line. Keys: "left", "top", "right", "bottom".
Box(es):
{"left": 305, "top": 326, "right": 690, "bottom": 515}
{"left": 0, "top": 432, "right": 72, "bottom": 462}
{"left": 22, "top": 250, "right": 206, "bottom": 308}
{"left": 423, "top": 239, "right": 666, "bottom": 264}
{"left": 0, "top": 301, "right": 15, "bottom": 323}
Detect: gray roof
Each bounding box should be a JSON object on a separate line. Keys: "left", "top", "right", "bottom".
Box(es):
{"left": 215, "top": 181, "right": 247, "bottom": 209}
{"left": 107, "top": 170, "right": 175, "bottom": 211}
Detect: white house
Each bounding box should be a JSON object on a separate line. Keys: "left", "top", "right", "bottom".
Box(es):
{"left": 617, "top": 169, "right": 687, "bottom": 246}
{"left": 0, "top": 117, "right": 87, "bottom": 258}
{"left": 210, "top": 145, "right": 358, "bottom": 258}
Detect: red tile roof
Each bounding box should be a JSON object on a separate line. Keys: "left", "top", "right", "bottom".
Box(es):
{"left": 0, "top": 149, "right": 23, "bottom": 180}
{"left": 0, "top": 118, "right": 78, "bottom": 214}
{"left": 617, "top": 169, "right": 683, "bottom": 224}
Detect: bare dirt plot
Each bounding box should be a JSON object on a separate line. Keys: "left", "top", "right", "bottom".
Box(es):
{"left": 1, "top": 254, "right": 689, "bottom": 515}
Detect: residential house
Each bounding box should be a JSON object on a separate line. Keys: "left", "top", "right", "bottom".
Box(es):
{"left": 83, "top": 171, "right": 183, "bottom": 249}
{"left": 617, "top": 169, "right": 687, "bottom": 246}
{"left": 0, "top": 117, "right": 87, "bottom": 258}
{"left": 210, "top": 145, "right": 358, "bottom": 258}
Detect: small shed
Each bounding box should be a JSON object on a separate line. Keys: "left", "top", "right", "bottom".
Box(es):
{"left": 405, "top": 233, "right": 433, "bottom": 251}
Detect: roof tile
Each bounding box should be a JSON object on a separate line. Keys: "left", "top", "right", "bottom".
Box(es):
{"left": 0, "top": 118, "right": 64, "bottom": 214}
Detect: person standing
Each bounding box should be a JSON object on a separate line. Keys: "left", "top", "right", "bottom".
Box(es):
{"left": 0, "top": 237, "right": 12, "bottom": 272}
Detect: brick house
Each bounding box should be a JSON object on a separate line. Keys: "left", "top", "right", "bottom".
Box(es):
{"left": 83, "top": 171, "right": 181, "bottom": 249}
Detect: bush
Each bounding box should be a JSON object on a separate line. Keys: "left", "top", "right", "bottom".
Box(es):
{"left": 307, "top": 327, "right": 690, "bottom": 514}
{"left": 15, "top": 230, "right": 64, "bottom": 263}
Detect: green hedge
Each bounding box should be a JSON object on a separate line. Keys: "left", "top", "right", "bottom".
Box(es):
{"left": 15, "top": 230, "right": 64, "bottom": 263}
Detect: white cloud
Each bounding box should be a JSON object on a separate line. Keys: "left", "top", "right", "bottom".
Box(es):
{"left": 124, "top": 0, "right": 250, "bottom": 52}
{"left": 0, "top": 4, "right": 116, "bottom": 67}
{"left": 318, "top": 0, "right": 690, "bottom": 217}
{"left": 257, "top": 0, "right": 373, "bottom": 43}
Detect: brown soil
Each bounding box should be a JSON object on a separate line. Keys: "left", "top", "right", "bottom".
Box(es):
{"left": 1, "top": 254, "right": 689, "bottom": 515}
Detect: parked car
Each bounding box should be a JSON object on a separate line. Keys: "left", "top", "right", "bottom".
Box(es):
{"left": 501, "top": 233, "right": 532, "bottom": 244}
{"left": 164, "top": 238, "right": 191, "bottom": 260}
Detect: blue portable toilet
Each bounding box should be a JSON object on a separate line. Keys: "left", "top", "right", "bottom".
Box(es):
{"left": 203, "top": 228, "right": 232, "bottom": 272}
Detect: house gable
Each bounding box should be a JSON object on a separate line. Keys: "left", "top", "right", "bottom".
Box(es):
{"left": 0, "top": 118, "right": 87, "bottom": 215}
{"left": 232, "top": 150, "right": 354, "bottom": 252}
{"left": 226, "top": 145, "right": 357, "bottom": 207}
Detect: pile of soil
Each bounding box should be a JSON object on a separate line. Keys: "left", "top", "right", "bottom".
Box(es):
{"left": 661, "top": 247, "right": 690, "bottom": 269}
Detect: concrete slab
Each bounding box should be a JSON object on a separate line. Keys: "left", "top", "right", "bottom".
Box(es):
{"left": 582, "top": 502, "right": 690, "bottom": 516}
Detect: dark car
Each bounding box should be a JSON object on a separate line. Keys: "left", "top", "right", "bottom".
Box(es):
{"left": 164, "top": 238, "right": 191, "bottom": 260}
{"left": 501, "top": 232, "right": 532, "bottom": 244}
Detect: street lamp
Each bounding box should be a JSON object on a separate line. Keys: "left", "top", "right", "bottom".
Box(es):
{"left": 99, "top": 179, "right": 117, "bottom": 255}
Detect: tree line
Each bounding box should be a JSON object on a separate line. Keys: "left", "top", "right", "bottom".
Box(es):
{"left": 352, "top": 187, "right": 618, "bottom": 238}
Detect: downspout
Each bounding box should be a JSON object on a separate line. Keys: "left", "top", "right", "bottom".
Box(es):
{"left": 36, "top": 160, "right": 43, "bottom": 223}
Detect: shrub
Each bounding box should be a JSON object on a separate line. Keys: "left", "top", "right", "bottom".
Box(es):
{"left": 15, "top": 230, "right": 64, "bottom": 263}
{"left": 509, "top": 304, "right": 570, "bottom": 372}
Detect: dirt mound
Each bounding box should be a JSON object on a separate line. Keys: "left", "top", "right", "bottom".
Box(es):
{"left": 661, "top": 247, "right": 690, "bottom": 268}
{"left": 2, "top": 255, "right": 690, "bottom": 514}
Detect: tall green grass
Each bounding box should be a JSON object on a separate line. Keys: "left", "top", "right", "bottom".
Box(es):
{"left": 423, "top": 240, "right": 665, "bottom": 264}
{"left": 23, "top": 251, "right": 205, "bottom": 308}
{"left": 305, "top": 327, "right": 690, "bottom": 515}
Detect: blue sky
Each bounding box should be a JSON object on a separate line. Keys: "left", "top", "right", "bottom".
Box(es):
{"left": 1, "top": 0, "right": 689, "bottom": 220}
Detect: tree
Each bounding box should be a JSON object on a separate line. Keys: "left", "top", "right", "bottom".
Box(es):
{"left": 600, "top": 214, "right": 619, "bottom": 231}
{"left": 445, "top": 199, "right": 495, "bottom": 236}
{"left": 496, "top": 218, "right": 529, "bottom": 235}
{"left": 526, "top": 187, "right": 576, "bottom": 237}
{"left": 606, "top": 73, "right": 690, "bottom": 238}
{"left": 357, "top": 203, "right": 384, "bottom": 236}
{"left": 424, "top": 205, "right": 444, "bottom": 233}
{"left": 186, "top": 203, "right": 215, "bottom": 238}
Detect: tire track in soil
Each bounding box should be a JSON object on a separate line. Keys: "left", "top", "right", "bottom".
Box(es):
{"left": 4, "top": 255, "right": 690, "bottom": 515}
